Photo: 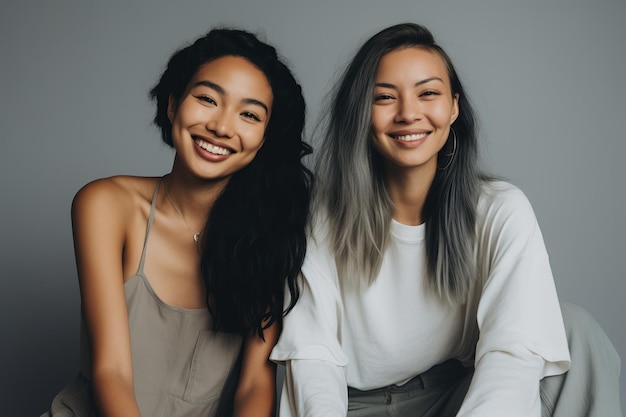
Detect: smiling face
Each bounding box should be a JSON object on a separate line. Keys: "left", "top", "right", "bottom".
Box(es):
{"left": 371, "top": 47, "right": 459, "bottom": 174}
{"left": 168, "top": 55, "right": 273, "bottom": 182}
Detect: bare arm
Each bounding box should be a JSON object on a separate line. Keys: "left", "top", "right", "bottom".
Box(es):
{"left": 232, "top": 322, "right": 280, "bottom": 417}
{"left": 72, "top": 179, "right": 141, "bottom": 417}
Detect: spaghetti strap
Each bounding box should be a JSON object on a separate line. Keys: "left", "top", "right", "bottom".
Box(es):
{"left": 137, "top": 178, "right": 162, "bottom": 275}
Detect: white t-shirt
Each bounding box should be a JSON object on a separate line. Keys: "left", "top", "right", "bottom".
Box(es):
{"left": 271, "top": 181, "right": 570, "bottom": 417}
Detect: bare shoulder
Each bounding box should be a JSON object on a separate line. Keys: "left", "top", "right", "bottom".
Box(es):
{"left": 73, "top": 176, "right": 159, "bottom": 212}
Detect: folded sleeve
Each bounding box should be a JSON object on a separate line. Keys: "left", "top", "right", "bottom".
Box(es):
{"left": 458, "top": 184, "right": 571, "bottom": 416}
{"left": 457, "top": 350, "right": 544, "bottom": 416}
{"left": 270, "top": 232, "right": 349, "bottom": 416}
{"left": 270, "top": 235, "right": 348, "bottom": 365}
{"left": 278, "top": 359, "right": 348, "bottom": 417}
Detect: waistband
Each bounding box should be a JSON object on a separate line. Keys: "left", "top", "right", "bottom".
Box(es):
{"left": 348, "top": 359, "right": 470, "bottom": 395}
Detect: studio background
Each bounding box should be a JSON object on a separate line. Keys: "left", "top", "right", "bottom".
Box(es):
{"left": 1, "top": 0, "right": 624, "bottom": 415}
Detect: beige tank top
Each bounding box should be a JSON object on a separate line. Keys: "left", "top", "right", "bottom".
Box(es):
{"left": 48, "top": 179, "right": 243, "bottom": 417}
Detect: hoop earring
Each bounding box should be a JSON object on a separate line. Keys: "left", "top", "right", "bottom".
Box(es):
{"left": 437, "top": 127, "right": 457, "bottom": 171}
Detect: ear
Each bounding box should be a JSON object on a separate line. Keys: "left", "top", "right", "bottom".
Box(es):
{"left": 450, "top": 93, "right": 460, "bottom": 124}
{"left": 167, "top": 95, "right": 177, "bottom": 123}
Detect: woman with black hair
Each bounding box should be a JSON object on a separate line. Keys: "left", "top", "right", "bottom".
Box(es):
{"left": 42, "top": 28, "right": 312, "bottom": 417}
{"left": 271, "top": 23, "right": 622, "bottom": 417}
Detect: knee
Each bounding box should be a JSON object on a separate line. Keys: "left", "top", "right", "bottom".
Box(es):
{"left": 559, "top": 302, "right": 621, "bottom": 370}
{"left": 560, "top": 302, "right": 597, "bottom": 334}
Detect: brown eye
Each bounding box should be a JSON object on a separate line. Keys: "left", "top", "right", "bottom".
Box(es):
{"left": 420, "top": 91, "right": 440, "bottom": 98}
{"left": 241, "top": 111, "right": 261, "bottom": 122}
{"left": 374, "top": 94, "right": 394, "bottom": 101}
{"left": 196, "top": 95, "right": 217, "bottom": 105}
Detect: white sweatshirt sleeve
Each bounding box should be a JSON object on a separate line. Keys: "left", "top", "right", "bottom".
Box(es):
{"left": 457, "top": 183, "right": 571, "bottom": 416}
{"left": 456, "top": 350, "right": 544, "bottom": 416}
{"left": 279, "top": 359, "right": 348, "bottom": 417}
{"left": 271, "top": 230, "right": 350, "bottom": 416}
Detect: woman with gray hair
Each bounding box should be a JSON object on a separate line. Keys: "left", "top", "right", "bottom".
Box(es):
{"left": 271, "top": 22, "right": 622, "bottom": 416}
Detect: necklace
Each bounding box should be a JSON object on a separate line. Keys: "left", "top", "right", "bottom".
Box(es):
{"left": 163, "top": 178, "right": 201, "bottom": 243}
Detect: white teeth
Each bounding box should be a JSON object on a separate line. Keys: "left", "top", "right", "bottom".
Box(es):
{"left": 394, "top": 133, "right": 428, "bottom": 141}
{"left": 194, "top": 138, "right": 232, "bottom": 155}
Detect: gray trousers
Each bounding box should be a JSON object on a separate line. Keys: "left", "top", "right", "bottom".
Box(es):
{"left": 347, "top": 303, "right": 623, "bottom": 417}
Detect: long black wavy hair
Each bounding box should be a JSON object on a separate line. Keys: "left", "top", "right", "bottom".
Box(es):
{"left": 150, "top": 28, "right": 312, "bottom": 337}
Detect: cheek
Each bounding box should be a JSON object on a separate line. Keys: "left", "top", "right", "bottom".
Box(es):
{"left": 370, "top": 108, "right": 389, "bottom": 135}
{"left": 430, "top": 103, "right": 455, "bottom": 126}
{"left": 173, "top": 102, "right": 203, "bottom": 127}
{"left": 241, "top": 125, "right": 267, "bottom": 150}
{"left": 370, "top": 129, "right": 387, "bottom": 156}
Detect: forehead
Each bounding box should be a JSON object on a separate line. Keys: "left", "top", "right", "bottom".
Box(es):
{"left": 376, "top": 47, "right": 450, "bottom": 84}
{"left": 189, "top": 56, "right": 273, "bottom": 102}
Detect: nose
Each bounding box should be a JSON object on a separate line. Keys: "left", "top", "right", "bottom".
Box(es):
{"left": 394, "top": 95, "right": 421, "bottom": 123}
{"left": 207, "top": 108, "right": 235, "bottom": 138}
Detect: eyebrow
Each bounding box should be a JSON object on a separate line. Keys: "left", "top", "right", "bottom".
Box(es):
{"left": 192, "top": 80, "right": 270, "bottom": 114}
{"left": 375, "top": 77, "right": 444, "bottom": 89}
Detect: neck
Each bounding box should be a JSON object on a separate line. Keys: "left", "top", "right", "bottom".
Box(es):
{"left": 163, "top": 170, "right": 226, "bottom": 231}
{"left": 385, "top": 162, "right": 436, "bottom": 226}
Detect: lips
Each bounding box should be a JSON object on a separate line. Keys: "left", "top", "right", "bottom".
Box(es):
{"left": 193, "top": 136, "right": 234, "bottom": 155}
{"left": 389, "top": 132, "right": 429, "bottom": 142}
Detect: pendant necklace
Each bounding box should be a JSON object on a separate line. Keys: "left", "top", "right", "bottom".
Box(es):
{"left": 164, "top": 178, "right": 201, "bottom": 244}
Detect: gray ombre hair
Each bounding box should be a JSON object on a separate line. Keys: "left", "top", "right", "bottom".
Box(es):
{"left": 314, "top": 23, "right": 486, "bottom": 302}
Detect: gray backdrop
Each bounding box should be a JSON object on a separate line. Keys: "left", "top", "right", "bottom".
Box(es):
{"left": 1, "top": 0, "right": 624, "bottom": 415}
